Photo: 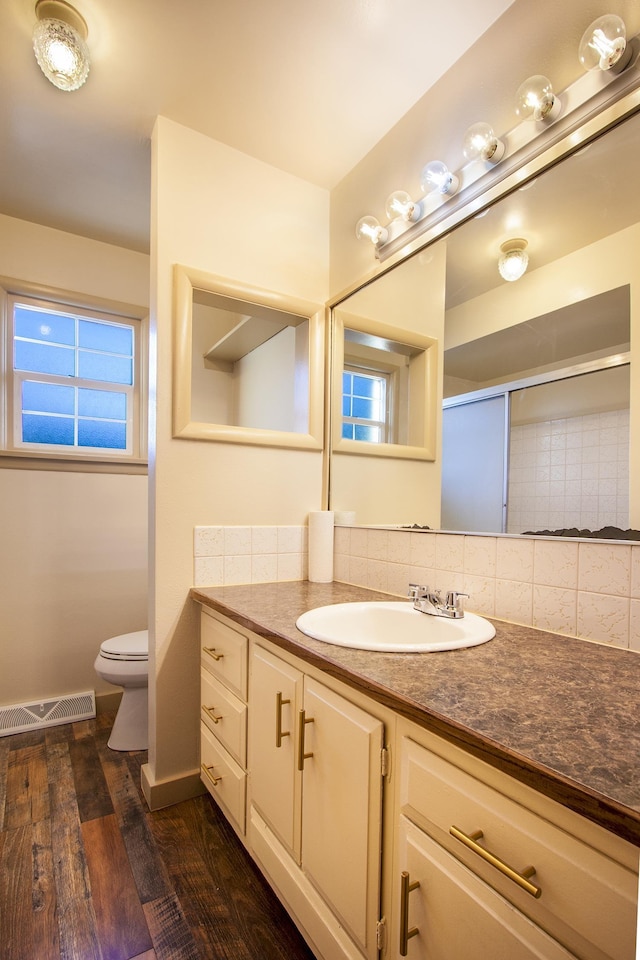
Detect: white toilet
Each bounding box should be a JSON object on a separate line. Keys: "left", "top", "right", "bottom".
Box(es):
{"left": 94, "top": 629, "right": 149, "bottom": 751}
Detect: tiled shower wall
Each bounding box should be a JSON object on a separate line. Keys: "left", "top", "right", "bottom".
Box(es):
{"left": 507, "top": 409, "right": 629, "bottom": 534}
{"left": 193, "top": 523, "right": 640, "bottom": 651}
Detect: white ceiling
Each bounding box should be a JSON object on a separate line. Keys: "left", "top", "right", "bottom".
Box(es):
{"left": 1, "top": 0, "right": 516, "bottom": 253}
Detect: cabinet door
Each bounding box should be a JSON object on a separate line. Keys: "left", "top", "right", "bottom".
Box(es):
{"left": 301, "top": 677, "right": 384, "bottom": 960}
{"left": 395, "top": 817, "right": 576, "bottom": 960}
{"left": 249, "top": 645, "right": 303, "bottom": 858}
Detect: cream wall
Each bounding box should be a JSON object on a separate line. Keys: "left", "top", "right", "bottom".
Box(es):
{"left": 0, "top": 214, "right": 149, "bottom": 707}
{"left": 145, "top": 118, "right": 329, "bottom": 802}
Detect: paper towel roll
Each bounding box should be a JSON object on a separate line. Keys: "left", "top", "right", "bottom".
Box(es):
{"left": 334, "top": 511, "right": 356, "bottom": 526}
{"left": 308, "top": 511, "right": 335, "bottom": 582}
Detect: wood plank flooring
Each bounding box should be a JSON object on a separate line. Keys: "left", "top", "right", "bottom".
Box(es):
{"left": 0, "top": 712, "right": 317, "bottom": 960}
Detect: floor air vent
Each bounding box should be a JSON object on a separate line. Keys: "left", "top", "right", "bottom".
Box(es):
{"left": 0, "top": 691, "right": 96, "bottom": 737}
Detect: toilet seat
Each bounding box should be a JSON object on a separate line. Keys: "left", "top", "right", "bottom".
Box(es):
{"left": 100, "top": 629, "right": 148, "bottom": 661}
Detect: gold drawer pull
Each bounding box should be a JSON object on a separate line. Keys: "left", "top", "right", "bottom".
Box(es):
{"left": 202, "top": 704, "right": 223, "bottom": 724}
{"left": 450, "top": 826, "right": 542, "bottom": 899}
{"left": 399, "top": 870, "right": 420, "bottom": 956}
{"left": 201, "top": 763, "right": 222, "bottom": 787}
{"left": 203, "top": 646, "right": 224, "bottom": 661}
{"left": 275, "top": 692, "right": 291, "bottom": 748}
{"left": 297, "top": 709, "right": 314, "bottom": 770}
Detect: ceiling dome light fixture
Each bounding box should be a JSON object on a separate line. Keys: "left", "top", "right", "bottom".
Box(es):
{"left": 420, "top": 161, "right": 459, "bottom": 197}
{"left": 385, "top": 190, "right": 422, "bottom": 223}
{"left": 33, "top": 0, "right": 90, "bottom": 92}
{"left": 498, "top": 239, "right": 529, "bottom": 282}
{"left": 355, "top": 216, "right": 389, "bottom": 246}
{"left": 515, "top": 75, "right": 561, "bottom": 123}
{"left": 462, "top": 122, "right": 505, "bottom": 164}
{"left": 579, "top": 14, "right": 632, "bottom": 73}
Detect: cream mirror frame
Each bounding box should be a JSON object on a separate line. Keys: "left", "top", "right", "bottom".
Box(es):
{"left": 331, "top": 312, "right": 438, "bottom": 460}
{"left": 173, "top": 265, "right": 325, "bottom": 449}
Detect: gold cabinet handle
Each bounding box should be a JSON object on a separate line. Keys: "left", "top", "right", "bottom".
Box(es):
{"left": 399, "top": 870, "right": 420, "bottom": 956}
{"left": 297, "top": 709, "right": 314, "bottom": 770}
{"left": 203, "top": 646, "right": 224, "bottom": 661}
{"left": 201, "top": 763, "right": 222, "bottom": 787}
{"left": 450, "top": 826, "right": 542, "bottom": 899}
{"left": 202, "top": 704, "right": 223, "bottom": 724}
{"left": 275, "top": 692, "right": 291, "bottom": 748}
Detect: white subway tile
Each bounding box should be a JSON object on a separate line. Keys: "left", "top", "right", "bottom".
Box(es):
{"left": 532, "top": 585, "right": 577, "bottom": 636}
{"left": 194, "top": 525, "right": 224, "bottom": 557}
{"left": 193, "top": 556, "right": 224, "bottom": 587}
{"left": 577, "top": 592, "right": 629, "bottom": 648}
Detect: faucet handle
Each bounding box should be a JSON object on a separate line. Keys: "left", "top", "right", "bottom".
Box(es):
{"left": 445, "top": 591, "right": 469, "bottom": 614}
{"left": 408, "top": 583, "right": 429, "bottom": 599}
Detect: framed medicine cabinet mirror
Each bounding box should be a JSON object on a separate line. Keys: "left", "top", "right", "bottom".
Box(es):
{"left": 329, "top": 85, "right": 640, "bottom": 530}
{"left": 173, "top": 265, "right": 325, "bottom": 449}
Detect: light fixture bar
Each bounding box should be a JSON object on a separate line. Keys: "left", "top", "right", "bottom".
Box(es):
{"left": 375, "top": 43, "right": 640, "bottom": 264}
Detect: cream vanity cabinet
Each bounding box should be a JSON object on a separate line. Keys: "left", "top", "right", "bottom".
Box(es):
{"left": 248, "top": 643, "right": 386, "bottom": 960}
{"left": 390, "top": 722, "right": 638, "bottom": 960}
{"left": 199, "top": 607, "right": 249, "bottom": 834}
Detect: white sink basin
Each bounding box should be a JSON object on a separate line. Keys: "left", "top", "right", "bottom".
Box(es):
{"left": 296, "top": 601, "right": 495, "bottom": 652}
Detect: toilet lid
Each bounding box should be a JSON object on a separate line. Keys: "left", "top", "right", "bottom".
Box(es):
{"left": 100, "top": 629, "right": 148, "bottom": 661}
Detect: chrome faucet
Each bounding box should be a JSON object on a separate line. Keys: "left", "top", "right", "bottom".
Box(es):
{"left": 408, "top": 583, "right": 468, "bottom": 619}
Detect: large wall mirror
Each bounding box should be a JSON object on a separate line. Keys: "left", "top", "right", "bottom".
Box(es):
{"left": 173, "top": 266, "right": 324, "bottom": 449}
{"left": 329, "top": 91, "right": 640, "bottom": 533}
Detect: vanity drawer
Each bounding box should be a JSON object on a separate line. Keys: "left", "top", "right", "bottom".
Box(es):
{"left": 201, "top": 610, "right": 248, "bottom": 699}
{"left": 200, "top": 667, "right": 247, "bottom": 766}
{"left": 200, "top": 721, "right": 246, "bottom": 834}
{"left": 399, "top": 736, "right": 637, "bottom": 960}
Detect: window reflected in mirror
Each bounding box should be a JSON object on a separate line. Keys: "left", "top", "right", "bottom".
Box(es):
{"left": 331, "top": 314, "right": 438, "bottom": 461}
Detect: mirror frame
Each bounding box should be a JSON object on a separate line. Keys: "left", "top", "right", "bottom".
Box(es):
{"left": 331, "top": 312, "right": 438, "bottom": 460}
{"left": 173, "top": 264, "right": 325, "bottom": 450}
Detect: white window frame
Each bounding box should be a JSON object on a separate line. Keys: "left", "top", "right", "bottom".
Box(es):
{"left": 342, "top": 364, "right": 392, "bottom": 443}
{"left": 1, "top": 282, "right": 148, "bottom": 466}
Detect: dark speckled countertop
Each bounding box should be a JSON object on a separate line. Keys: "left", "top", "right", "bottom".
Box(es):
{"left": 190, "top": 580, "right": 640, "bottom": 848}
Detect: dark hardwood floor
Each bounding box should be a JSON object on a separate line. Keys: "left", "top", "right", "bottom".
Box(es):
{"left": 0, "top": 711, "right": 318, "bottom": 960}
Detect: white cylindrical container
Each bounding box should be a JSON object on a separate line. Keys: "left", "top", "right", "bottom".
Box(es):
{"left": 308, "top": 510, "right": 335, "bottom": 582}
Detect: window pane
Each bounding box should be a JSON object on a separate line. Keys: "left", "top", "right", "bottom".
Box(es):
{"left": 79, "top": 319, "right": 133, "bottom": 356}
{"left": 15, "top": 340, "right": 75, "bottom": 376}
{"left": 353, "top": 375, "right": 377, "bottom": 399}
{"left": 78, "top": 351, "right": 133, "bottom": 385}
{"left": 15, "top": 306, "right": 75, "bottom": 346}
{"left": 78, "top": 419, "right": 127, "bottom": 449}
{"left": 353, "top": 397, "right": 377, "bottom": 420}
{"left": 22, "top": 381, "right": 75, "bottom": 415}
{"left": 78, "top": 388, "right": 127, "bottom": 420}
{"left": 342, "top": 423, "right": 354, "bottom": 439}
{"left": 342, "top": 396, "right": 352, "bottom": 417}
{"left": 22, "top": 414, "right": 75, "bottom": 445}
{"left": 354, "top": 424, "right": 381, "bottom": 442}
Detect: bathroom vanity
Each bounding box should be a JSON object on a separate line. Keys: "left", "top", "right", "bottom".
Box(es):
{"left": 191, "top": 580, "right": 640, "bottom": 960}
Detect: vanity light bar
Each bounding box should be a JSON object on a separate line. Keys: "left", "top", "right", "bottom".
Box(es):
{"left": 357, "top": 17, "right": 640, "bottom": 262}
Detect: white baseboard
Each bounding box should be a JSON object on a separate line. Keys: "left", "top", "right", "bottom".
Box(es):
{"left": 140, "top": 762, "right": 206, "bottom": 811}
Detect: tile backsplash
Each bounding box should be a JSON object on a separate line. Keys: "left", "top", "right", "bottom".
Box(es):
{"left": 194, "top": 525, "right": 307, "bottom": 587}
{"left": 334, "top": 526, "right": 640, "bottom": 652}
{"left": 193, "top": 523, "right": 640, "bottom": 652}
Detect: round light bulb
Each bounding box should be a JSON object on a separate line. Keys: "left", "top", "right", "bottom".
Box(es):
{"left": 462, "top": 122, "right": 505, "bottom": 164}
{"left": 385, "top": 190, "right": 422, "bottom": 222}
{"left": 579, "top": 15, "right": 628, "bottom": 72}
{"left": 33, "top": 16, "right": 90, "bottom": 91}
{"left": 420, "top": 161, "right": 459, "bottom": 196}
{"left": 498, "top": 239, "right": 529, "bottom": 282}
{"left": 355, "top": 216, "right": 388, "bottom": 246}
{"left": 515, "top": 76, "right": 558, "bottom": 122}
